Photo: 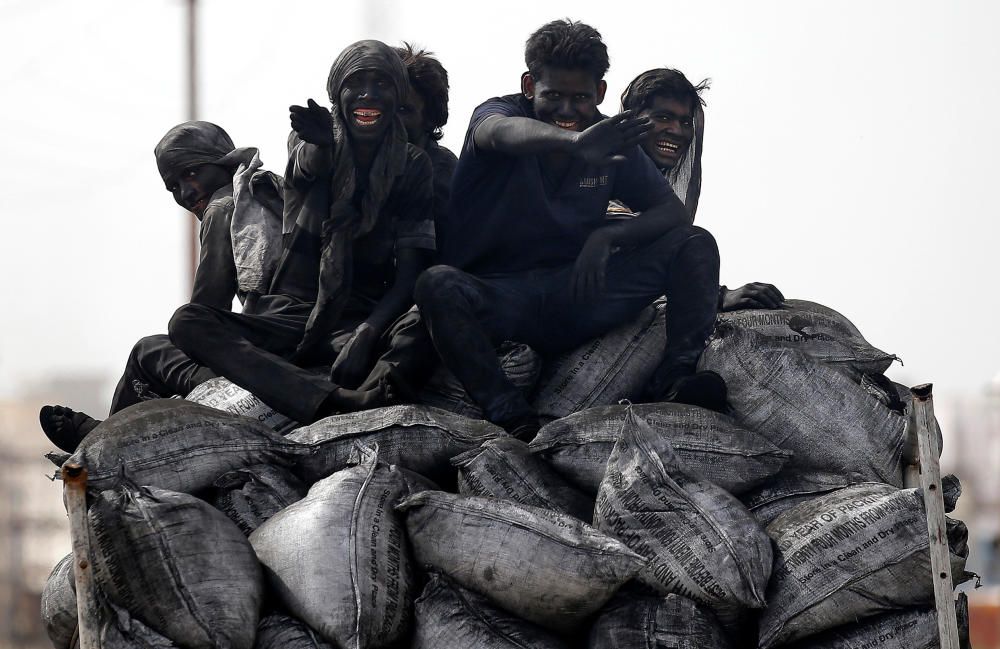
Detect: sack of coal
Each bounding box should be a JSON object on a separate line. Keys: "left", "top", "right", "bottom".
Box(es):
{"left": 208, "top": 464, "right": 307, "bottom": 535}
{"left": 716, "top": 299, "right": 897, "bottom": 376}
{"left": 249, "top": 445, "right": 414, "bottom": 649}
{"left": 41, "top": 554, "right": 77, "bottom": 649}
{"left": 287, "top": 405, "right": 505, "bottom": 485}
{"left": 746, "top": 472, "right": 962, "bottom": 528}
{"left": 532, "top": 299, "right": 665, "bottom": 421}
{"left": 185, "top": 377, "right": 298, "bottom": 433}
{"left": 782, "top": 593, "right": 970, "bottom": 649}
{"left": 593, "top": 409, "right": 772, "bottom": 619}
{"left": 254, "top": 613, "right": 334, "bottom": 649}
{"left": 89, "top": 479, "right": 262, "bottom": 649}
{"left": 699, "top": 325, "right": 906, "bottom": 488}
{"left": 530, "top": 403, "right": 791, "bottom": 496}
{"left": 741, "top": 471, "right": 851, "bottom": 527}
{"left": 588, "top": 590, "right": 734, "bottom": 649}
{"left": 65, "top": 399, "right": 312, "bottom": 493}
{"left": 453, "top": 437, "right": 594, "bottom": 521}
{"left": 760, "top": 482, "right": 972, "bottom": 648}
{"left": 94, "top": 599, "right": 178, "bottom": 649}
{"left": 417, "top": 342, "right": 542, "bottom": 419}
{"left": 412, "top": 572, "right": 569, "bottom": 649}
{"left": 397, "top": 490, "right": 645, "bottom": 632}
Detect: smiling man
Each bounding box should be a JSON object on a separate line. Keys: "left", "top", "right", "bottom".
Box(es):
{"left": 166, "top": 39, "right": 434, "bottom": 425}
{"left": 618, "top": 68, "right": 784, "bottom": 312}
{"left": 415, "top": 20, "right": 727, "bottom": 440}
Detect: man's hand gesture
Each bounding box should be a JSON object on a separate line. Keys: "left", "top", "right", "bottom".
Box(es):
{"left": 290, "top": 99, "right": 334, "bottom": 147}
{"left": 574, "top": 110, "right": 653, "bottom": 165}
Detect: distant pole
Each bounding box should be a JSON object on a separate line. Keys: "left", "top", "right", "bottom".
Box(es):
{"left": 186, "top": 0, "right": 198, "bottom": 291}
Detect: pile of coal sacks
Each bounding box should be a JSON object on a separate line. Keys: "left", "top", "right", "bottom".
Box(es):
{"left": 40, "top": 300, "right": 975, "bottom": 649}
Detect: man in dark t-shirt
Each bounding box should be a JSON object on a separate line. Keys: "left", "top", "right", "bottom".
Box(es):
{"left": 415, "top": 20, "right": 726, "bottom": 440}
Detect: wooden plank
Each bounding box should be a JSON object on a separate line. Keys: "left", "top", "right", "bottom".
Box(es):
{"left": 62, "top": 463, "right": 102, "bottom": 649}
{"left": 910, "top": 383, "right": 961, "bottom": 649}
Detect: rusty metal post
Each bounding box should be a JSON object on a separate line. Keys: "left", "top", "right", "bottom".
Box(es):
{"left": 910, "top": 383, "right": 961, "bottom": 649}
{"left": 62, "top": 463, "right": 101, "bottom": 649}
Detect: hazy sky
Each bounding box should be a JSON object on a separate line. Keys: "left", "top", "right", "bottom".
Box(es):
{"left": 2, "top": 0, "right": 998, "bottom": 411}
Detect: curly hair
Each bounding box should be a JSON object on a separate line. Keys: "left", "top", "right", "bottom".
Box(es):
{"left": 620, "top": 68, "right": 710, "bottom": 114}
{"left": 394, "top": 42, "right": 449, "bottom": 142}
{"left": 524, "top": 19, "right": 610, "bottom": 82}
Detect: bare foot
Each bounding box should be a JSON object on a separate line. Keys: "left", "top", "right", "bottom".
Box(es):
{"left": 39, "top": 405, "right": 100, "bottom": 453}
{"left": 315, "top": 378, "right": 396, "bottom": 420}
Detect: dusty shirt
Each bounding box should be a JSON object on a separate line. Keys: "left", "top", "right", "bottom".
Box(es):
{"left": 351, "top": 144, "right": 436, "bottom": 299}
{"left": 191, "top": 185, "right": 239, "bottom": 310}
{"left": 275, "top": 139, "right": 435, "bottom": 304}
{"left": 443, "top": 94, "right": 675, "bottom": 275}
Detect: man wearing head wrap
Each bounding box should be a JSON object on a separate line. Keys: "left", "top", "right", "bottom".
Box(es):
{"left": 39, "top": 121, "right": 285, "bottom": 452}
{"left": 614, "top": 68, "right": 784, "bottom": 314}
{"left": 350, "top": 43, "right": 460, "bottom": 394}
{"left": 166, "top": 39, "right": 436, "bottom": 425}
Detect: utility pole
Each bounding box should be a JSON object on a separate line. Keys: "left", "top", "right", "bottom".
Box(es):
{"left": 186, "top": 0, "right": 199, "bottom": 290}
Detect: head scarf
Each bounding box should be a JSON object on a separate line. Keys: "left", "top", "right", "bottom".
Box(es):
{"left": 620, "top": 70, "right": 706, "bottom": 221}
{"left": 294, "top": 39, "right": 412, "bottom": 356}
{"left": 153, "top": 121, "right": 254, "bottom": 188}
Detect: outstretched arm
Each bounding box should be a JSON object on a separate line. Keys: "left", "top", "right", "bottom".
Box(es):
{"left": 474, "top": 111, "right": 653, "bottom": 164}
{"left": 287, "top": 99, "right": 334, "bottom": 184}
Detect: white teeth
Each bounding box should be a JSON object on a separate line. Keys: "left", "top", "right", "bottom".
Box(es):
{"left": 555, "top": 120, "right": 577, "bottom": 129}
{"left": 657, "top": 141, "right": 679, "bottom": 151}
{"left": 353, "top": 110, "right": 381, "bottom": 127}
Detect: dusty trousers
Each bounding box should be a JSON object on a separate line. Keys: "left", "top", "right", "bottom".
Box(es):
{"left": 414, "top": 224, "right": 721, "bottom": 425}
{"left": 108, "top": 334, "right": 217, "bottom": 414}
{"left": 168, "top": 295, "right": 437, "bottom": 423}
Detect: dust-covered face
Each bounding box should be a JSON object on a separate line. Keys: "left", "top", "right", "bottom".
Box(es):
{"left": 638, "top": 94, "right": 694, "bottom": 170}
{"left": 339, "top": 69, "right": 399, "bottom": 144}
{"left": 398, "top": 84, "right": 427, "bottom": 146}
{"left": 522, "top": 66, "right": 606, "bottom": 132}
{"left": 167, "top": 163, "right": 231, "bottom": 217}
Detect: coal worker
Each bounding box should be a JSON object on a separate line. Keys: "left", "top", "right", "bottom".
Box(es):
{"left": 39, "top": 121, "right": 283, "bottom": 452}
{"left": 616, "top": 68, "right": 784, "bottom": 312}
{"left": 352, "top": 43, "right": 460, "bottom": 395}
{"left": 394, "top": 43, "right": 458, "bottom": 229}
{"left": 415, "top": 19, "right": 726, "bottom": 442}
{"left": 166, "top": 39, "right": 435, "bottom": 424}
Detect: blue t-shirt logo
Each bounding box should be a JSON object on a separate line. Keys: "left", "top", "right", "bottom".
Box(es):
{"left": 578, "top": 175, "right": 609, "bottom": 189}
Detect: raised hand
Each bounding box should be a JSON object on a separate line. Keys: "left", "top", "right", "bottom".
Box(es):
{"left": 574, "top": 110, "right": 653, "bottom": 165}
{"left": 289, "top": 98, "right": 334, "bottom": 146}
{"left": 720, "top": 282, "right": 785, "bottom": 311}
